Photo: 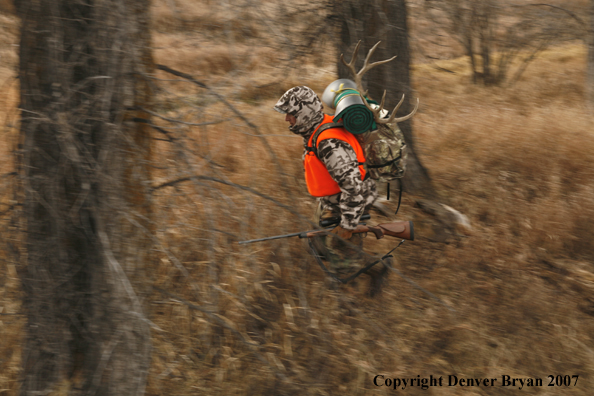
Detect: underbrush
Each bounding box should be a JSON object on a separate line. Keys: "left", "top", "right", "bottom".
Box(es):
{"left": 140, "top": 42, "right": 594, "bottom": 395}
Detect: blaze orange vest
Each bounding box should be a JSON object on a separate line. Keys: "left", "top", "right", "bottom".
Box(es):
{"left": 304, "top": 114, "right": 367, "bottom": 197}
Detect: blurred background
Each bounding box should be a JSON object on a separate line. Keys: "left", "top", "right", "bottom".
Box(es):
{"left": 1, "top": 0, "right": 594, "bottom": 394}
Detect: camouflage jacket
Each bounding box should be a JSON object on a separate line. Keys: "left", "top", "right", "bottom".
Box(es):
{"left": 314, "top": 138, "right": 378, "bottom": 230}
{"left": 273, "top": 86, "right": 377, "bottom": 229}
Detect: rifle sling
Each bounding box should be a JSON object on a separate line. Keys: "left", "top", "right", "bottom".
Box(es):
{"left": 307, "top": 239, "right": 404, "bottom": 284}
{"left": 306, "top": 122, "right": 369, "bottom": 181}
{"left": 395, "top": 178, "right": 403, "bottom": 215}
{"left": 306, "top": 122, "right": 344, "bottom": 158}
{"left": 366, "top": 153, "right": 402, "bottom": 169}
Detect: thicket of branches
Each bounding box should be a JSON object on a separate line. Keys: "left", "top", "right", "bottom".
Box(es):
{"left": 417, "top": 0, "right": 589, "bottom": 85}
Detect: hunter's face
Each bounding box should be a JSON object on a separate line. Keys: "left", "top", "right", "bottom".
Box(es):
{"left": 285, "top": 113, "right": 297, "bottom": 126}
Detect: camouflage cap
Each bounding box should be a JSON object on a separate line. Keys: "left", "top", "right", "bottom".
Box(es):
{"left": 274, "top": 86, "right": 324, "bottom": 137}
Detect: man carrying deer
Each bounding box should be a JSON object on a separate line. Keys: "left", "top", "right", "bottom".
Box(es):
{"left": 273, "top": 41, "right": 418, "bottom": 295}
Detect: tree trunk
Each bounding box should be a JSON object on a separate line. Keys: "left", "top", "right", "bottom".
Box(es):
{"left": 337, "top": 0, "right": 438, "bottom": 199}
{"left": 336, "top": 0, "right": 472, "bottom": 241}
{"left": 587, "top": 0, "right": 594, "bottom": 111}
{"left": 16, "top": 0, "right": 154, "bottom": 394}
{"left": 467, "top": 35, "right": 479, "bottom": 84}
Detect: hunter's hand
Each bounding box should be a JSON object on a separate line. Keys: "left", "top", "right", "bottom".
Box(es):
{"left": 330, "top": 225, "right": 354, "bottom": 240}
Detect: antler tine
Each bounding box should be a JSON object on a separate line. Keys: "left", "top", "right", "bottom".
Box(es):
{"left": 378, "top": 90, "right": 387, "bottom": 113}
{"left": 349, "top": 40, "right": 362, "bottom": 65}
{"left": 359, "top": 41, "right": 397, "bottom": 77}
{"left": 386, "top": 94, "right": 406, "bottom": 123}
{"left": 382, "top": 97, "right": 420, "bottom": 125}
{"left": 340, "top": 40, "right": 365, "bottom": 94}
{"left": 394, "top": 97, "right": 420, "bottom": 123}
{"left": 339, "top": 41, "right": 362, "bottom": 70}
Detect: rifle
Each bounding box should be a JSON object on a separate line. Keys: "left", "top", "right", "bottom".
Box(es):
{"left": 238, "top": 220, "right": 414, "bottom": 245}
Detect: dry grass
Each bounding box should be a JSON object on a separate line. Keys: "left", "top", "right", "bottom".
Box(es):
{"left": 142, "top": 40, "right": 594, "bottom": 394}
{"left": 2, "top": 1, "right": 594, "bottom": 395}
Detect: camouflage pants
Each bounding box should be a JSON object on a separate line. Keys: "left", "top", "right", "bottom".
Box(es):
{"left": 309, "top": 201, "right": 390, "bottom": 295}
{"left": 310, "top": 201, "right": 369, "bottom": 275}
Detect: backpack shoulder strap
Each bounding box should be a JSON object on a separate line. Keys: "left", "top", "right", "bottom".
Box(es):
{"left": 306, "top": 122, "right": 344, "bottom": 158}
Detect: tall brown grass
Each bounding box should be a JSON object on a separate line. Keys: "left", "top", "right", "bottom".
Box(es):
{"left": 142, "top": 39, "right": 594, "bottom": 394}
{"left": 2, "top": 1, "right": 594, "bottom": 395}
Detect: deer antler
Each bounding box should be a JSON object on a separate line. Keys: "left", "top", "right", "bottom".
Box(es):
{"left": 340, "top": 40, "right": 419, "bottom": 125}
{"left": 340, "top": 41, "right": 396, "bottom": 97}
{"left": 360, "top": 91, "right": 420, "bottom": 125}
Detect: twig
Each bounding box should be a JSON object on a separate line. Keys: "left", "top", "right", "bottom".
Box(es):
{"left": 150, "top": 175, "right": 306, "bottom": 221}
{"left": 154, "top": 64, "right": 289, "bottom": 178}
{"left": 511, "top": 3, "right": 586, "bottom": 28}
{"left": 133, "top": 118, "right": 226, "bottom": 167}
{"left": 137, "top": 107, "right": 231, "bottom": 127}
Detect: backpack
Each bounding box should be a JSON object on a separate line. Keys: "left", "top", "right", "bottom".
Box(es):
{"left": 356, "top": 122, "right": 407, "bottom": 182}
{"left": 311, "top": 120, "right": 407, "bottom": 183}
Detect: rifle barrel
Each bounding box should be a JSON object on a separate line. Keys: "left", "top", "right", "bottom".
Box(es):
{"left": 238, "top": 227, "right": 333, "bottom": 245}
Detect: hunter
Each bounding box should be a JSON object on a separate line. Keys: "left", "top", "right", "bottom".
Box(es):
{"left": 274, "top": 86, "right": 387, "bottom": 293}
